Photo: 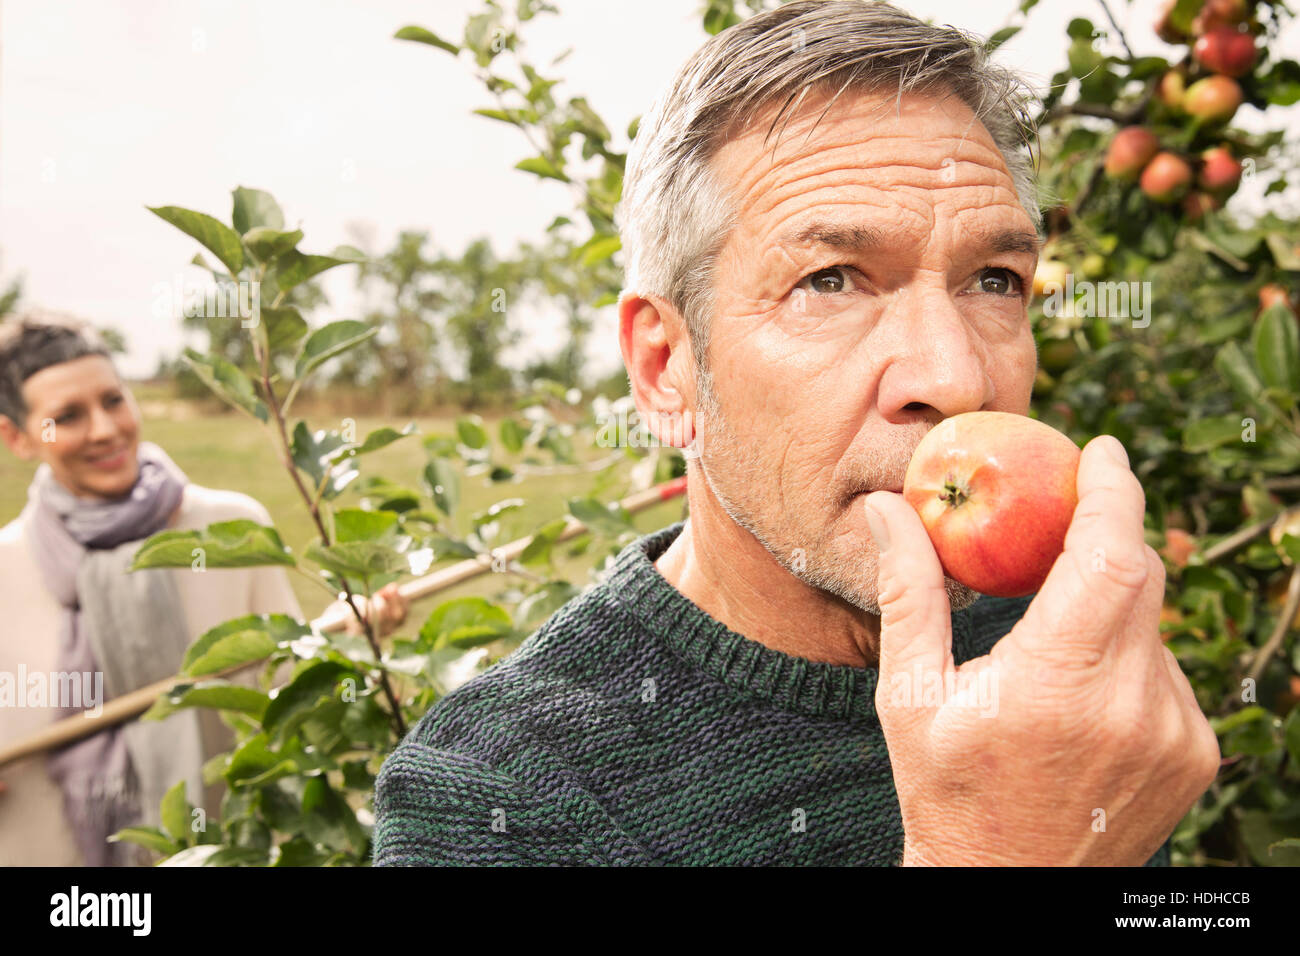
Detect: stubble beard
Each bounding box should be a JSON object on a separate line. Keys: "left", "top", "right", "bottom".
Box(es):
{"left": 690, "top": 363, "right": 981, "bottom": 616}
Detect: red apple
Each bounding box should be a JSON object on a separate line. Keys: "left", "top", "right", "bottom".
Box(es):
{"left": 1105, "top": 126, "right": 1161, "bottom": 180}
{"left": 1183, "top": 75, "right": 1243, "bottom": 124}
{"left": 902, "top": 411, "right": 1082, "bottom": 598}
{"left": 1191, "top": 0, "right": 1250, "bottom": 35}
{"left": 1157, "top": 70, "right": 1186, "bottom": 110}
{"left": 1193, "top": 26, "right": 1256, "bottom": 77}
{"left": 1140, "top": 152, "right": 1194, "bottom": 202}
{"left": 1161, "top": 528, "right": 1197, "bottom": 568}
{"left": 1182, "top": 190, "right": 1222, "bottom": 221}
{"left": 1198, "top": 146, "right": 1243, "bottom": 192}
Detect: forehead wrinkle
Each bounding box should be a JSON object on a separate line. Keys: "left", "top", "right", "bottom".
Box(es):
{"left": 726, "top": 136, "right": 1017, "bottom": 223}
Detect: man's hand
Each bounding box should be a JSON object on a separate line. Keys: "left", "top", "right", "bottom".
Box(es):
{"left": 863, "top": 435, "right": 1220, "bottom": 866}
{"left": 341, "top": 583, "right": 410, "bottom": 638}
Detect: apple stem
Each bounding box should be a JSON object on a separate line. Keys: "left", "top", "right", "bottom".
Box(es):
{"left": 939, "top": 478, "right": 969, "bottom": 509}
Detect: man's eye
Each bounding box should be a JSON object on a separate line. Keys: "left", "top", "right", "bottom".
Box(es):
{"left": 973, "top": 267, "right": 1022, "bottom": 296}
{"left": 796, "top": 266, "right": 856, "bottom": 296}
{"left": 104, "top": 394, "right": 123, "bottom": 408}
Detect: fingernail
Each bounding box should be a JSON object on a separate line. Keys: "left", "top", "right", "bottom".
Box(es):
{"left": 863, "top": 502, "right": 890, "bottom": 552}
{"left": 1105, "top": 437, "right": 1129, "bottom": 467}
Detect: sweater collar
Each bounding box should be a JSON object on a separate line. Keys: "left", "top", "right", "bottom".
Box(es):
{"left": 604, "top": 520, "right": 979, "bottom": 724}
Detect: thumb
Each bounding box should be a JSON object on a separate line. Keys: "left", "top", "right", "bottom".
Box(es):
{"left": 862, "top": 491, "right": 956, "bottom": 715}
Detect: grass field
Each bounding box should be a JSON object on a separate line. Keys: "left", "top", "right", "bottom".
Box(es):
{"left": 0, "top": 383, "right": 687, "bottom": 629}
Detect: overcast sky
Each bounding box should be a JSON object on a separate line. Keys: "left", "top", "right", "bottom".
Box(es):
{"left": 3, "top": 0, "right": 1297, "bottom": 379}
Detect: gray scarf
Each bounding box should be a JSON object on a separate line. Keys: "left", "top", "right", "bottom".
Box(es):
{"left": 25, "top": 440, "right": 204, "bottom": 865}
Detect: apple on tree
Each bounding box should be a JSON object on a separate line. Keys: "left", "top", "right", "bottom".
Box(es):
{"left": 1140, "top": 151, "right": 1194, "bottom": 202}
{"left": 1182, "top": 75, "right": 1244, "bottom": 124}
{"left": 1197, "top": 146, "right": 1243, "bottom": 193}
{"left": 1104, "top": 126, "right": 1160, "bottom": 180}
{"left": 1193, "top": 25, "right": 1257, "bottom": 77}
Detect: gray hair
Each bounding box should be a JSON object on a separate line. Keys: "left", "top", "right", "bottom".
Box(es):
{"left": 616, "top": 0, "right": 1041, "bottom": 378}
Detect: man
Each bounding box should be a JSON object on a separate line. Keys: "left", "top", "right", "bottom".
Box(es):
{"left": 373, "top": 0, "right": 1219, "bottom": 865}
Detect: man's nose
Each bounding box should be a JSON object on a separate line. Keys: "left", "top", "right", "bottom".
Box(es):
{"left": 874, "top": 287, "right": 993, "bottom": 422}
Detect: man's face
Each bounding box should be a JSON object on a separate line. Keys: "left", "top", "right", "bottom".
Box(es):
{"left": 0, "top": 354, "right": 142, "bottom": 500}
{"left": 694, "top": 87, "right": 1040, "bottom": 613}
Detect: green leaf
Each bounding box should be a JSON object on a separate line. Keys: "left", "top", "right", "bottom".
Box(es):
{"left": 456, "top": 415, "right": 488, "bottom": 449}
{"left": 424, "top": 458, "right": 461, "bottom": 517}
{"left": 984, "top": 25, "right": 1020, "bottom": 53}
{"left": 1209, "top": 705, "right": 1270, "bottom": 734}
{"left": 568, "top": 496, "right": 633, "bottom": 535}
{"left": 1065, "top": 17, "right": 1094, "bottom": 40}
{"left": 1067, "top": 37, "right": 1103, "bottom": 80}
{"left": 147, "top": 205, "right": 244, "bottom": 275}
{"left": 273, "top": 836, "right": 331, "bottom": 867}
{"left": 142, "top": 680, "right": 271, "bottom": 722}
{"left": 159, "top": 844, "right": 269, "bottom": 866}
{"left": 474, "top": 107, "right": 524, "bottom": 125}
{"left": 1237, "top": 809, "right": 1300, "bottom": 866}
{"left": 262, "top": 661, "right": 355, "bottom": 742}
{"left": 1183, "top": 414, "right": 1248, "bottom": 453}
{"left": 231, "top": 187, "right": 285, "bottom": 235}
{"left": 1214, "top": 341, "right": 1270, "bottom": 411}
{"left": 326, "top": 423, "right": 418, "bottom": 463}
{"left": 294, "top": 320, "right": 378, "bottom": 379}
{"left": 515, "top": 156, "right": 568, "bottom": 182}
{"left": 243, "top": 226, "right": 302, "bottom": 263}
{"left": 499, "top": 417, "right": 527, "bottom": 453}
{"left": 107, "top": 826, "right": 179, "bottom": 855}
{"left": 332, "top": 508, "right": 398, "bottom": 543}
{"left": 160, "top": 779, "right": 191, "bottom": 844}
{"left": 1252, "top": 303, "right": 1300, "bottom": 397}
{"left": 180, "top": 348, "right": 268, "bottom": 422}
{"left": 291, "top": 422, "right": 359, "bottom": 500}
{"left": 260, "top": 306, "right": 308, "bottom": 353}
{"left": 306, "top": 540, "right": 408, "bottom": 580}
{"left": 1280, "top": 533, "right": 1300, "bottom": 565}
{"left": 519, "top": 517, "right": 569, "bottom": 567}
{"left": 419, "top": 596, "right": 514, "bottom": 649}
{"left": 393, "top": 24, "right": 459, "bottom": 53}
{"left": 300, "top": 775, "right": 368, "bottom": 856}
{"left": 1260, "top": 56, "right": 1300, "bottom": 106}
{"left": 355, "top": 476, "right": 422, "bottom": 513}
{"left": 577, "top": 234, "right": 621, "bottom": 266}
{"left": 130, "top": 519, "right": 294, "bottom": 570}
{"left": 182, "top": 629, "right": 279, "bottom": 677}
{"left": 464, "top": 12, "right": 503, "bottom": 64}
{"left": 225, "top": 733, "right": 295, "bottom": 786}
{"left": 471, "top": 498, "right": 526, "bottom": 529}
{"left": 275, "top": 249, "right": 365, "bottom": 292}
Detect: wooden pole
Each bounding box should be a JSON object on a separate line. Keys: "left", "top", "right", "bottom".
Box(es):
{"left": 0, "top": 476, "right": 687, "bottom": 769}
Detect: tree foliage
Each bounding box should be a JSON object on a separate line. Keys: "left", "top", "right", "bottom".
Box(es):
{"left": 115, "top": 0, "right": 1300, "bottom": 866}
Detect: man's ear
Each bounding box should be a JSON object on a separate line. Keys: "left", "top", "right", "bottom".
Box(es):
{"left": 618, "top": 290, "right": 697, "bottom": 452}
{"left": 0, "top": 414, "right": 35, "bottom": 460}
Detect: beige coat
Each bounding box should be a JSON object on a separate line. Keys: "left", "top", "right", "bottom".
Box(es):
{"left": 0, "top": 483, "right": 303, "bottom": 865}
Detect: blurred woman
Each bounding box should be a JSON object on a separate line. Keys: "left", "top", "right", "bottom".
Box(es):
{"left": 0, "top": 315, "right": 405, "bottom": 864}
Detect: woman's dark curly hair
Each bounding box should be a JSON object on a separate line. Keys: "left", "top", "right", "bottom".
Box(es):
{"left": 0, "top": 313, "right": 113, "bottom": 428}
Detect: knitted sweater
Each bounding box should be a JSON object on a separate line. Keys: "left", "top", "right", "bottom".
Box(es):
{"left": 373, "top": 520, "right": 1171, "bottom": 866}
